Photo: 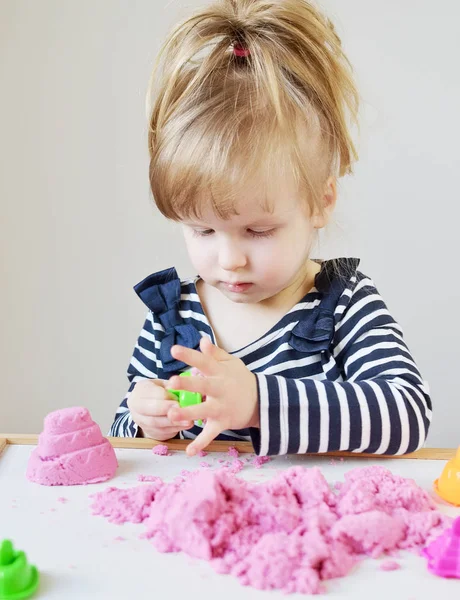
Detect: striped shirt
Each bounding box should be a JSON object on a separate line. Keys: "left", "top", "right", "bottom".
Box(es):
{"left": 109, "top": 258, "right": 432, "bottom": 456}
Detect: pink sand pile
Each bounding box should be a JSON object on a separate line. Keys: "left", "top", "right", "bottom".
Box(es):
{"left": 227, "top": 446, "right": 239, "bottom": 458}
{"left": 27, "top": 407, "right": 118, "bottom": 486}
{"left": 152, "top": 444, "right": 170, "bottom": 456}
{"left": 91, "top": 465, "right": 451, "bottom": 594}
{"left": 251, "top": 456, "right": 271, "bottom": 468}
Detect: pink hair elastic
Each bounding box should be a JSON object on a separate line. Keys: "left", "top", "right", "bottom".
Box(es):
{"left": 233, "top": 43, "right": 250, "bottom": 57}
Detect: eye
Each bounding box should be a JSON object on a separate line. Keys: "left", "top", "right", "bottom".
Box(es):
{"left": 248, "top": 229, "right": 276, "bottom": 238}
{"left": 192, "top": 229, "right": 214, "bottom": 237}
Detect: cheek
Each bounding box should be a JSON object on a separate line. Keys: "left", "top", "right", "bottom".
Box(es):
{"left": 186, "top": 239, "right": 214, "bottom": 271}
{"left": 252, "top": 241, "right": 288, "bottom": 274}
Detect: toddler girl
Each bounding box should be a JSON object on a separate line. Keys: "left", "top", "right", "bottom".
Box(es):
{"left": 109, "top": 0, "right": 431, "bottom": 457}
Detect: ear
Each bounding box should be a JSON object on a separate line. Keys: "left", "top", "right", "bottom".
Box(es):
{"left": 312, "top": 176, "right": 337, "bottom": 229}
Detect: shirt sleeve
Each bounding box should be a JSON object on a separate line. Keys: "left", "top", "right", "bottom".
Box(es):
{"left": 108, "top": 311, "right": 161, "bottom": 437}
{"left": 250, "top": 275, "right": 432, "bottom": 456}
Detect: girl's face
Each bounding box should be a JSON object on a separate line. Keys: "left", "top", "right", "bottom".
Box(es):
{"left": 181, "top": 178, "right": 335, "bottom": 305}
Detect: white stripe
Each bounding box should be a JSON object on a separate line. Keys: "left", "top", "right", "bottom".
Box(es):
{"left": 336, "top": 294, "right": 384, "bottom": 331}
{"left": 244, "top": 341, "right": 293, "bottom": 369}
{"left": 130, "top": 355, "right": 158, "bottom": 378}
{"left": 257, "top": 354, "right": 322, "bottom": 375}
{"left": 290, "top": 298, "right": 322, "bottom": 312}
{"left": 334, "top": 309, "right": 398, "bottom": 356}
{"left": 393, "top": 383, "right": 426, "bottom": 451}
{"left": 180, "top": 292, "right": 201, "bottom": 303}
{"left": 322, "top": 354, "right": 341, "bottom": 378}
{"left": 336, "top": 384, "right": 350, "bottom": 450}
{"left": 367, "top": 381, "right": 391, "bottom": 454}
{"left": 151, "top": 322, "right": 166, "bottom": 334}
{"left": 130, "top": 375, "right": 155, "bottom": 384}
{"left": 179, "top": 309, "right": 210, "bottom": 326}
{"left": 257, "top": 374, "right": 270, "bottom": 456}
{"left": 138, "top": 329, "right": 159, "bottom": 344}
{"left": 392, "top": 386, "right": 411, "bottom": 455}
{"left": 344, "top": 340, "right": 410, "bottom": 370}
{"left": 352, "top": 277, "right": 374, "bottom": 294}
{"left": 334, "top": 304, "right": 347, "bottom": 316}
{"left": 351, "top": 385, "right": 371, "bottom": 452}
{"left": 349, "top": 327, "right": 406, "bottom": 348}
{"left": 233, "top": 323, "right": 298, "bottom": 359}
{"left": 278, "top": 376, "right": 289, "bottom": 455}
{"left": 349, "top": 354, "right": 419, "bottom": 382}
{"left": 134, "top": 344, "right": 161, "bottom": 364}
{"left": 366, "top": 367, "right": 424, "bottom": 384}
{"left": 392, "top": 378, "right": 432, "bottom": 421}
{"left": 316, "top": 381, "right": 330, "bottom": 453}
{"left": 295, "top": 379, "right": 309, "bottom": 454}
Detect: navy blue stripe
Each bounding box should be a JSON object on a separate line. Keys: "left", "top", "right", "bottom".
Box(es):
{"left": 286, "top": 379, "right": 301, "bottom": 454}
{"left": 305, "top": 381, "right": 321, "bottom": 453}
{"left": 325, "top": 383, "right": 341, "bottom": 452}
{"left": 267, "top": 377, "right": 281, "bottom": 455}
{"left": 360, "top": 382, "right": 382, "bottom": 453}
{"left": 343, "top": 382, "right": 363, "bottom": 451}
{"left": 381, "top": 381, "right": 402, "bottom": 454}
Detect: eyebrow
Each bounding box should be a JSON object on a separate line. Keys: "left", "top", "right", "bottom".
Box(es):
{"left": 184, "top": 216, "right": 282, "bottom": 228}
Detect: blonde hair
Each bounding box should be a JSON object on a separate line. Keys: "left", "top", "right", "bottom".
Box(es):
{"left": 147, "top": 0, "right": 359, "bottom": 221}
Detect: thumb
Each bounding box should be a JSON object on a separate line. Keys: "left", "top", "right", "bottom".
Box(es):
{"left": 153, "top": 379, "right": 178, "bottom": 400}
{"left": 199, "top": 336, "right": 230, "bottom": 361}
{"left": 152, "top": 378, "right": 169, "bottom": 388}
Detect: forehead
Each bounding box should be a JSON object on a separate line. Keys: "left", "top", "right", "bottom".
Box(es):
{"left": 192, "top": 170, "right": 304, "bottom": 225}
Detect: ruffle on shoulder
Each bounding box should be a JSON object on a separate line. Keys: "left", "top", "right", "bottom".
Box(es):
{"left": 289, "top": 258, "right": 360, "bottom": 354}
{"left": 134, "top": 268, "right": 202, "bottom": 372}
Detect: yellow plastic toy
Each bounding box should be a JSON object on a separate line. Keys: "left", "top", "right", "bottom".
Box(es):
{"left": 434, "top": 446, "right": 460, "bottom": 506}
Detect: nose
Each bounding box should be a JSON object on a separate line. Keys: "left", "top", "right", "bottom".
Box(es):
{"left": 218, "top": 237, "right": 247, "bottom": 271}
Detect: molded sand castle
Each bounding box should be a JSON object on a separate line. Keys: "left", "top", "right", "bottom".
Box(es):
{"left": 26, "top": 407, "right": 118, "bottom": 486}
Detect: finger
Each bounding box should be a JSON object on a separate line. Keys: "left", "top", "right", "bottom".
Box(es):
{"left": 135, "top": 415, "right": 192, "bottom": 430}
{"left": 136, "top": 417, "right": 195, "bottom": 434}
{"left": 170, "top": 344, "right": 218, "bottom": 377}
{"left": 186, "top": 421, "right": 222, "bottom": 456}
{"left": 142, "top": 426, "right": 191, "bottom": 440}
{"left": 167, "top": 375, "right": 211, "bottom": 397}
{"left": 167, "top": 402, "right": 215, "bottom": 424}
{"left": 135, "top": 378, "right": 169, "bottom": 389}
{"left": 199, "top": 336, "right": 231, "bottom": 361}
{"left": 134, "top": 379, "right": 178, "bottom": 402}
{"left": 131, "top": 399, "right": 181, "bottom": 418}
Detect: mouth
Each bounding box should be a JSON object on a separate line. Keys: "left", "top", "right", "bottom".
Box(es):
{"left": 222, "top": 282, "right": 253, "bottom": 293}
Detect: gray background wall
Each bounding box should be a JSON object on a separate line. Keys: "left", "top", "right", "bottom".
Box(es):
{"left": 1, "top": 0, "right": 458, "bottom": 446}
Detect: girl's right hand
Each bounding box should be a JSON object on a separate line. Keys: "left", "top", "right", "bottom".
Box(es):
{"left": 127, "top": 379, "right": 194, "bottom": 440}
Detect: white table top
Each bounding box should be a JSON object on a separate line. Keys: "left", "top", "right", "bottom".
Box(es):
{"left": 1, "top": 444, "right": 459, "bottom": 600}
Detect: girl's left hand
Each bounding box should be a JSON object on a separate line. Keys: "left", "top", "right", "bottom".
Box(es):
{"left": 166, "top": 336, "right": 259, "bottom": 456}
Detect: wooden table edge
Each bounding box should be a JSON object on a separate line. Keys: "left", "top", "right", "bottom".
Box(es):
{"left": 0, "top": 434, "right": 454, "bottom": 460}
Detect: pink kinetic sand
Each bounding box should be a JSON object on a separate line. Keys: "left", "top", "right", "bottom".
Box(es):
{"left": 26, "top": 407, "right": 118, "bottom": 486}
{"left": 251, "top": 456, "right": 271, "bottom": 469}
{"left": 379, "top": 560, "right": 401, "bottom": 571}
{"left": 227, "top": 446, "right": 239, "bottom": 458}
{"left": 152, "top": 444, "right": 170, "bottom": 456}
{"left": 92, "top": 464, "right": 451, "bottom": 594}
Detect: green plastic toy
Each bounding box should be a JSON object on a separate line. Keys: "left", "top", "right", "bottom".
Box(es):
{"left": 0, "top": 540, "right": 39, "bottom": 600}
{"left": 168, "top": 370, "right": 203, "bottom": 426}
